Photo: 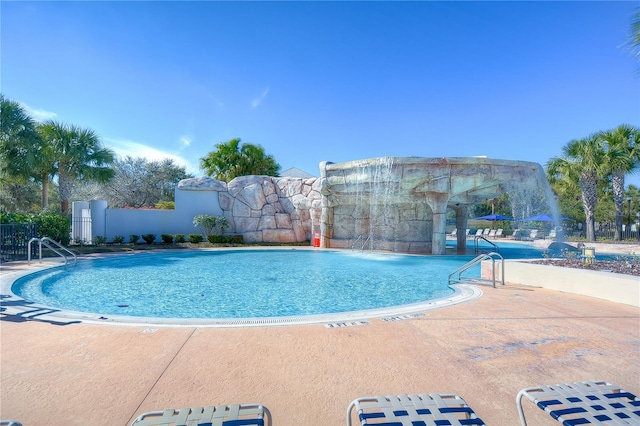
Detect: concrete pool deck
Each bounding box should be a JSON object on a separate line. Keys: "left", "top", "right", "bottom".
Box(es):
{"left": 1, "top": 256, "right": 639, "bottom": 425}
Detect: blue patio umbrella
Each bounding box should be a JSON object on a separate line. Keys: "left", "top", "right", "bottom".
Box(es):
{"left": 473, "top": 214, "right": 513, "bottom": 221}
{"left": 473, "top": 214, "right": 513, "bottom": 230}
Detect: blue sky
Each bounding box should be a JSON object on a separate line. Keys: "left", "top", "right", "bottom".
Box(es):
{"left": 3, "top": 1, "right": 639, "bottom": 186}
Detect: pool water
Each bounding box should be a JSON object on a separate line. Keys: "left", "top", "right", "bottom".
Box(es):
{"left": 13, "top": 250, "right": 470, "bottom": 319}
{"left": 12, "top": 244, "right": 545, "bottom": 320}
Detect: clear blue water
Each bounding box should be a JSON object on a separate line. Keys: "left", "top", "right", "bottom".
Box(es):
{"left": 12, "top": 243, "right": 545, "bottom": 320}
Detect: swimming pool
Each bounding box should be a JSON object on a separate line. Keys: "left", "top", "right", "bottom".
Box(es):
{"left": 9, "top": 243, "right": 545, "bottom": 326}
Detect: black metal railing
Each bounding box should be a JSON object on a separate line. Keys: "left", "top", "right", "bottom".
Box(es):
{"left": 71, "top": 217, "right": 92, "bottom": 244}
{"left": 0, "top": 223, "right": 38, "bottom": 261}
{"left": 595, "top": 228, "right": 639, "bottom": 241}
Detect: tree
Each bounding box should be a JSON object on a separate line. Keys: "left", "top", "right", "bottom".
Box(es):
{"left": 601, "top": 124, "right": 640, "bottom": 240}
{"left": 0, "top": 95, "right": 54, "bottom": 209}
{"left": 95, "top": 156, "right": 193, "bottom": 208}
{"left": 630, "top": 7, "right": 640, "bottom": 61}
{"left": 0, "top": 175, "right": 42, "bottom": 213}
{"left": 38, "top": 120, "right": 115, "bottom": 215}
{"left": 199, "top": 138, "right": 280, "bottom": 182}
{"left": 193, "top": 214, "right": 228, "bottom": 237}
{"left": 546, "top": 134, "right": 607, "bottom": 241}
{"left": 548, "top": 169, "right": 584, "bottom": 223}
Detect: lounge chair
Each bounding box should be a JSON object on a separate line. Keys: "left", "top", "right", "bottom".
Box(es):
{"left": 131, "top": 403, "right": 272, "bottom": 426}
{"left": 516, "top": 380, "right": 639, "bottom": 426}
{"left": 519, "top": 229, "right": 538, "bottom": 241}
{"left": 495, "top": 229, "right": 503, "bottom": 238}
{"left": 488, "top": 229, "right": 496, "bottom": 238}
{"left": 482, "top": 228, "right": 491, "bottom": 237}
{"left": 450, "top": 229, "right": 471, "bottom": 239}
{"left": 474, "top": 229, "right": 483, "bottom": 237}
{"left": 347, "top": 393, "right": 485, "bottom": 426}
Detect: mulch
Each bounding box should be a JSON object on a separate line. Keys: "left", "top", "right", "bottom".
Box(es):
{"left": 529, "top": 258, "right": 640, "bottom": 276}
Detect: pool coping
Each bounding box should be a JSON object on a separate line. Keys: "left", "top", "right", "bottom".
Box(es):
{"left": 1, "top": 248, "right": 483, "bottom": 328}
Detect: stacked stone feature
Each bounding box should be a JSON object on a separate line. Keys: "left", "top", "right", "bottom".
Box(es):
{"left": 183, "top": 175, "right": 322, "bottom": 244}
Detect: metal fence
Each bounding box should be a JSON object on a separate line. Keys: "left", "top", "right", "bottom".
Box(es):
{"left": 71, "top": 217, "right": 92, "bottom": 244}
{"left": 0, "top": 223, "right": 38, "bottom": 261}
{"left": 595, "top": 228, "right": 639, "bottom": 241}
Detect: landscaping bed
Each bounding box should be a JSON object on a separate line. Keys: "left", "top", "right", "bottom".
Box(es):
{"left": 529, "top": 258, "right": 640, "bottom": 276}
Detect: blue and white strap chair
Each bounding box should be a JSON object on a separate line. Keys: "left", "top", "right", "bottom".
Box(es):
{"left": 516, "top": 380, "right": 640, "bottom": 425}
{"left": 131, "top": 403, "right": 272, "bottom": 426}
{"left": 347, "top": 393, "right": 485, "bottom": 426}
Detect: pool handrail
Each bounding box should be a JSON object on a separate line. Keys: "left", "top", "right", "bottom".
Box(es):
{"left": 28, "top": 237, "right": 77, "bottom": 266}
{"left": 474, "top": 235, "right": 499, "bottom": 253}
{"left": 449, "top": 251, "right": 504, "bottom": 288}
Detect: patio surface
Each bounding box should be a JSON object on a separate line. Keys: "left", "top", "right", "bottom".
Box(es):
{"left": 1, "top": 258, "right": 639, "bottom": 426}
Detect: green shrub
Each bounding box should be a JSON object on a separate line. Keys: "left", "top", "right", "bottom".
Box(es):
{"left": 206, "top": 235, "right": 233, "bottom": 243}
{"left": 93, "top": 236, "right": 107, "bottom": 246}
{"left": 142, "top": 233, "right": 156, "bottom": 244}
{"left": 193, "top": 214, "right": 217, "bottom": 237}
{"left": 161, "top": 234, "right": 174, "bottom": 244}
{"left": 188, "top": 234, "right": 203, "bottom": 243}
{"left": 112, "top": 235, "right": 125, "bottom": 244}
{"left": 129, "top": 234, "right": 140, "bottom": 244}
{"left": 34, "top": 211, "right": 71, "bottom": 245}
{"left": 193, "top": 214, "right": 229, "bottom": 237}
{"left": 232, "top": 235, "right": 244, "bottom": 244}
{"left": 0, "top": 210, "right": 92, "bottom": 246}
{"left": 174, "top": 233, "right": 186, "bottom": 243}
{"left": 0, "top": 211, "right": 31, "bottom": 224}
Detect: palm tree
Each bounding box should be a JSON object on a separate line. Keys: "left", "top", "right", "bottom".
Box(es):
{"left": 39, "top": 121, "right": 115, "bottom": 215}
{"left": 547, "top": 134, "right": 607, "bottom": 241}
{"left": 630, "top": 7, "right": 640, "bottom": 61}
{"left": 238, "top": 142, "right": 280, "bottom": 177}
{"left": 200, "top": 138, "right": 280, "bottom": 182}
{"left": 0, "top": 95, "right": 50, "bottom": 206}
{"left": 601, "top": 124, "right": 640, "bottom": 240}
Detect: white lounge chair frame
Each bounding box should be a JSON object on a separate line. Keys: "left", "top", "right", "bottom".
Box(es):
{"left": 347, "top": 393, "right": 485, "bottom": 426}
{"left": 516, "top": 380, "right": 640, "bottom": 425}
{"left": 131, "top": 403, "right": 272, "bottom": 426}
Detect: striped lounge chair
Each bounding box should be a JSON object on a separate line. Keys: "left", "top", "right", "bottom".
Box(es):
{"left": 516, "top": 380, "right": 640, "bottom": 425}
{"left": 131, "top": 403, "right": 271, "bottom": 426}
{"left": 347, "top": 393, "right": 485, "bottom": 425}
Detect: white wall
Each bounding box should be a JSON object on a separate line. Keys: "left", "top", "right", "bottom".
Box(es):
{"left": 97, "top": 188, "right": 223, "bottom": 241}
{"left": 104, "top": 209, "right": 180, "bottom": 241}
{"left": 482, "top": 259, "right": 640, "bottom": 307}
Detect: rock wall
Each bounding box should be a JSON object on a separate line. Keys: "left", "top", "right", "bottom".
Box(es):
{"left": 329, "top": 202, "right": 432, "bottom": 253}
{"left": 320, "top": 157, "right": 549, "bottom": 254}
{"left": 177, "top": 175, "right": 322, "bottom": 243}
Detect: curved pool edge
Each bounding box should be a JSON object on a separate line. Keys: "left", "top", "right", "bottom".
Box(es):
{"left": 1, "top": 250, "right": 483, "bottom": 328}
